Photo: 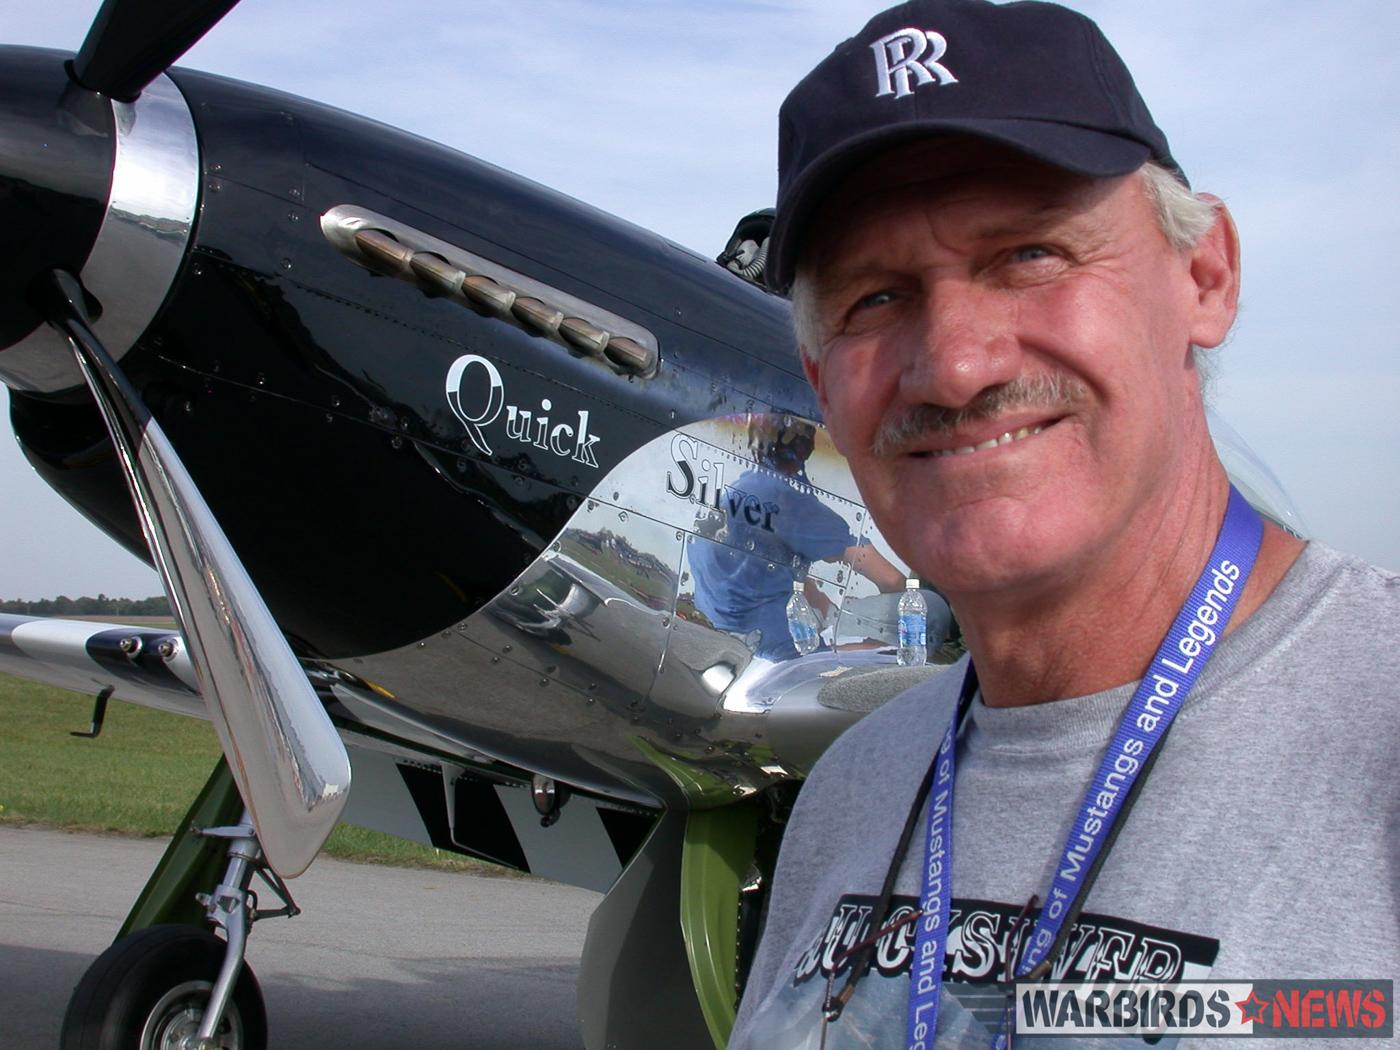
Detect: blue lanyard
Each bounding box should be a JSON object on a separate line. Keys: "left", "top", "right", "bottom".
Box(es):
{"left": 905, "top": 487, "right": 1264, "bottom": 1050}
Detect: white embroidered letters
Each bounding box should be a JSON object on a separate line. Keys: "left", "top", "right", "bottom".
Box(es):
{"left": 871, "top": 28, "right": 958, "bottom": 99}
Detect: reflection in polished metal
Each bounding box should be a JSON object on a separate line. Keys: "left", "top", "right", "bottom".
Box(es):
{"left": 320, "top": 204, "right": 660, "bottom": 377}
{"left": 2, "top": 74, "right": 198, "bottom": 393}
{"left": 45, "top": 273, "right": 350, "bottom": 878}
{"left": 700, "top": 661, "right": 738, "bottom": 697}
{"left": 352, "top": 414, "right": 931, "bottom": 809}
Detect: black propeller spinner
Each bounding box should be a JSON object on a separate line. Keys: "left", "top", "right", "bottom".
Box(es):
{"left": 1, "top": 0, "right": 237, "bottom": 350}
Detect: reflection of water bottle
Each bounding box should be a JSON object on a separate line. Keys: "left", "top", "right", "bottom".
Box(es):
{"left": 897, "top": 579, "right": 927, "bottom": 666}
{"left": 786, "top": 581, "right": 821, "bottom": 656}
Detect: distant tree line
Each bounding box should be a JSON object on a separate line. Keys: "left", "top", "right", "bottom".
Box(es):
{"left": 0, "top": 595, "right": 170, "bottom": 616}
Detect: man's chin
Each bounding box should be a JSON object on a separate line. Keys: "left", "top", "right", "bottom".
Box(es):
{"left": 894, "top": 504, "right": 1083, "bottom": 598}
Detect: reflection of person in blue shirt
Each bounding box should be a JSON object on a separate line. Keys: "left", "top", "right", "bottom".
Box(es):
{"left": 690, "top": 417, "right": 904, "bottom": 660}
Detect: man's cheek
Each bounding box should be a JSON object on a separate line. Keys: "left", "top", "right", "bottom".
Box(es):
{"left": 825, "top": 417, "right": 855, "bottom": 459}
{"left": 825, "top": 366, "right": 884, "bottom": 460}
{"left": 816, "top": 393, "right": 855, "bottom": 458}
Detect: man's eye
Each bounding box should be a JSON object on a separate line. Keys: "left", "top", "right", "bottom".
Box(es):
{"left": 853, "top": 289, "right": 897, "bottom": 311}
{"left": 1010, "top": 245, "right": 1055, "bottom": 263}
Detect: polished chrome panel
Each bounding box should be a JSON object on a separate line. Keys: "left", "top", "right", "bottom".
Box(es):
{"left": 320, "top": 204, "right": 660, "bottom": 377}
{"left": 748, "top": 652, "right": 954, "bottom": 772}
{"left": 324, "top": 672, "right": 500, "bottom": 766}
{"left": 2, "top": 74, "right": 198, "bottom": 393}
{"left": 348, "top": 414, "right": 936, "bottom": 807}
{"left": 53, "top": 294, "right": 350, "bottom": 878}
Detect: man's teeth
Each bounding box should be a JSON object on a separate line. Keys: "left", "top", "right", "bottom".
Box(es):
{"left": 932, "top": 425, "right": 1044, "bottom": 458}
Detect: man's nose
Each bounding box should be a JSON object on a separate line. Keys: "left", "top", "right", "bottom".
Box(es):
{"left": 899, "top": 279, "right": 1022, "bottom": 409}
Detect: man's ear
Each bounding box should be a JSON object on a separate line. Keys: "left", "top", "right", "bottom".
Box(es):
{"left": 801, "top": 349, "right": 827, "bottom": 415}
{"left": 800, "top": 348, "right": 851, "bottom": 456}
{"left": 1187, "top": 197, "right": 1241, "bottom": 350}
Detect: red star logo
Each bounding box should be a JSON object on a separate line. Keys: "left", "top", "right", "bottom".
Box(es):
{"left": 1236, "top": 989, "right": 1272, "bottom": 1026}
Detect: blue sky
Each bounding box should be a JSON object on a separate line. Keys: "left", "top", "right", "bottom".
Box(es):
{"left": 3, "top": 0, "right": 1397, "bottom": 597}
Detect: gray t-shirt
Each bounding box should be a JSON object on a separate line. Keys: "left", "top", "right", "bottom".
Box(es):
{"left": 729, "top": 543, "right": 1399, "bottom": 1049}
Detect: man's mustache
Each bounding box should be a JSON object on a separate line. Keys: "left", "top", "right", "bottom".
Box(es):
{"left": 870, "top": 373, "right": 1090, "bottom": 456}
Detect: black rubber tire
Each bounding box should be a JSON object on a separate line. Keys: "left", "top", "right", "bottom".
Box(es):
{"left": 60, "top": 924, "right": 267, "bottom": 1050}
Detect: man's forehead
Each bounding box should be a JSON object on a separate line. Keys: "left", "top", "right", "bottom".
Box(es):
{"left": 804, "top": 138, "right": 1125, "bottom": 271}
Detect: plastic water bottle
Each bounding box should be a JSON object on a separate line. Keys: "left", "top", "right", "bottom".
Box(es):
{"left": 786, "top": 581, "right": 821, "bottom": 656}
{"left": 897, "top": 579, "right": 927, "bottom": 666}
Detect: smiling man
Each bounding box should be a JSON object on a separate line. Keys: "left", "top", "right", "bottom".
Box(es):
{"left": 728, "top": 2, "right": 1399, "bottom": 1048}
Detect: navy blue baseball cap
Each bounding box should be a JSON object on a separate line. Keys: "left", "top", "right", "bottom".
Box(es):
{"left": 769, "top": 0, "right": 1181, "bottom": 292}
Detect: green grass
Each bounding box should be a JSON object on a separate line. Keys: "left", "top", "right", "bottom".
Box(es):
{"left": 0, "top": 673, "right": 498, "bottom": 874}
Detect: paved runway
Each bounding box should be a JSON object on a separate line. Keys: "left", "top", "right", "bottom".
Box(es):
{"left": 0, "top": 825, "right": 600, "bottom": 1048}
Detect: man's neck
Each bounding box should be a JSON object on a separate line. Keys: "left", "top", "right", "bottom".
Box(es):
{"left": 955, "top": 483, "right": 1304, "bottom": 709}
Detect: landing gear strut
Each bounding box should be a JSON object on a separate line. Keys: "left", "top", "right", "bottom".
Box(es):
{"left": 61, "top": 812, "right": 298, "bottom": 1050}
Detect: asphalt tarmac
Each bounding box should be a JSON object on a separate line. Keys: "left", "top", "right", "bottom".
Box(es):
{"left": 0, "top": 825, "right": 600, "bottom": 1048}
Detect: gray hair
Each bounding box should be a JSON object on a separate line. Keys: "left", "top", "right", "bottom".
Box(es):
{"left": 790, "top": 160, "right": 1222, "bottom": 364}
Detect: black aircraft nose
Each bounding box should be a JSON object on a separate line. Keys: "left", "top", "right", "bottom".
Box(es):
{"left": 0, "top": 47, "right": 115, "bottom": 350}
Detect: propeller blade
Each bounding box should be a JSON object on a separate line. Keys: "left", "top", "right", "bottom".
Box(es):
{"left": 72, "top": 0, "right": 241, "bottom": 101}
{"left": 39, "top": 269, "right": 352, "bottom": 878}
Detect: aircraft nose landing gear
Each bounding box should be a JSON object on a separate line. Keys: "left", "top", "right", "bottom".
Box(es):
{"left": 61, "top": 813, "right": 296, "bottom": 1050}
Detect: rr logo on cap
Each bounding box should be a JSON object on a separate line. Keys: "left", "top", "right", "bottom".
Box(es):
{"left": 871, "top": 29, "right": 958, "bottom": 99}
